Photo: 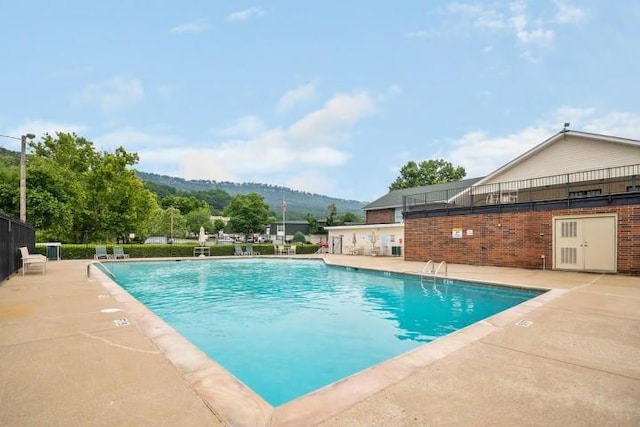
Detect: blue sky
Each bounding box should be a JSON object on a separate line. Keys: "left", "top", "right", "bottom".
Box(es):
{"left": 2, "top": 1, "right": 639, "bottom": 202}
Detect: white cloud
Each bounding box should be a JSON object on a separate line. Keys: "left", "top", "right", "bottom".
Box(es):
{"left": 509, "top": 1, "right": 554, "bottom": 44}
{"left": 93, "top": 128, "right": 188, "bottom": 176}
{"left": 276, "top": 83, "right": 316, "bottom": 114}
{"left": 180, "top": 91, "right": 376, "bottom": 189}
{"left": 554, "top": 106, "right": 597, "bottom": 124}
{"left": 169, "top": 20, "right": 209, "bottom": 34}
{"left": 582, "top": 112, "right": 640, "bottom": 138}
{"left": 289, "top": 92, "right": 375, "bottom": 143}
{"left": 447, "top": 127, "right": 552, "bottom": 178}
{"left": 286, "top": 170, "right": 336, "bottom": 195}
{"left": 553, "top": 0, "right": 586, "bottom": 24}
{"left": 445, "top": 1, "right": 558, "bottom": 58}
{"left": 2, "top": 120, "right": 87, "bottom": 149}
{"left": 94, "top": 128, "right": 183, "bottom": 151}
{"left": 445, "top": 108, "right": 640, "bottom": 178}
{"left": 226, "top": 7, "right": 266, "bottom": 22}
{"left": 446, "top": 2, "right": 507, "bottom": 29}
{"left": 73, "top": 76, "right": 143, "bottom": 113}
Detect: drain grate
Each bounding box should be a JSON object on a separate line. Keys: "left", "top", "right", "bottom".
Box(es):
{"left": 515, "top": 319, "right": 534, "bottom": 327}
{"left": 114, "top": 318, "right": 129, "bottom": 327}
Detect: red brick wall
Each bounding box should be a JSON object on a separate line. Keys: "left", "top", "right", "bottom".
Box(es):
{"left": 405, "top": 205, "right": 640, "bottom": 274}
{"left": 366, "top": 209, "right": 395, "bottom": 224}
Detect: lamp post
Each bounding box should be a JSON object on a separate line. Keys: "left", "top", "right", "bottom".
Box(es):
{"left": 0, "top": 133, "right": 36, "bottom": 222}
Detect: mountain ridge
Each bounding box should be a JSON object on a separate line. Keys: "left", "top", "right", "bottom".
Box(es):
{"left": 137, "top": 171, "right": 368, "bottom": 219}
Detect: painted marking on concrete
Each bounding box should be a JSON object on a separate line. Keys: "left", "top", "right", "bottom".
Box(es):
{"left": 98, "top": 294, "right": 109, "bottom": 299}
{"left": 114, "top": 318, "right": 130, "bottom": 327}
{"left": 101, "top": 308, "right": 121, "bottom": 313}
{"left": 515, "top": 319, "right": 534, "bottom": 327}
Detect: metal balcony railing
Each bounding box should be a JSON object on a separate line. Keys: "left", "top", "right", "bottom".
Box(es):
{"left": 403, "top": 163, "right": 640, "bottom": 213}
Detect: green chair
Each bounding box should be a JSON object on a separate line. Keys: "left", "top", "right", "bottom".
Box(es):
{"left": 94, "top": 246, "right": 111, "bottom": 260}
{"left": 113, "top": 246, "right": 129, "bottom": 259}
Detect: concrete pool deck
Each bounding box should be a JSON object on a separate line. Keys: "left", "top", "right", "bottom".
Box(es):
{"left": 0, "top": 255, "right": 638, "bottom": 426}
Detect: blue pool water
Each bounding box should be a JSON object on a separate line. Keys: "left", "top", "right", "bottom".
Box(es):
{"left": 103, "top": 258, "right": 542, "bottom": 406}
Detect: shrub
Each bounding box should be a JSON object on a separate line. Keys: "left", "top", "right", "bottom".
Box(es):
{"left": 44, "top": 243, "right": 320, "bottom": 259}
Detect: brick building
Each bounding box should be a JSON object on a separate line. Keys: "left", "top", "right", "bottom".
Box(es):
{"left": 401, "top": 130, "right": 640, "bottom": 274}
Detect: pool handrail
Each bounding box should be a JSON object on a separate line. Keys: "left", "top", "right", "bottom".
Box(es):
{"left": 421, "top": 260, "right": 447, "bottom": 278}
{"left": 87, "top": 260, "right": 116, "bottom": 281}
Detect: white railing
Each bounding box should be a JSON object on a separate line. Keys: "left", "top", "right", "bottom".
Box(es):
{"left": 87, "top": 260, "right": 116, "bottom": 280}
{"left": 421, "top": 260, "right": 447, "bottom": 278}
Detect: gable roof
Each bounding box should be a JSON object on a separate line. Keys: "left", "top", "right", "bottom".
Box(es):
{"left": 473, "top": 130, "right": 640, "bottom": 188}
{"left": 363, "top": 177, "right": 483, "bottom": 210}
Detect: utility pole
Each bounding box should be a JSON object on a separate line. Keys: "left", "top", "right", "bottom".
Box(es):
{"left": 1, "top": 133, "right": 35, "bottom": 222}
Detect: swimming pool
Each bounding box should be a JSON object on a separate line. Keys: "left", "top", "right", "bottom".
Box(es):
{"left": 103, "top": 258, "right": 543, "bottom": 406}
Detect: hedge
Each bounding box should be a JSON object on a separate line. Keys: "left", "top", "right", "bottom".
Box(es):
{"left": 34, "top": 243, "right": 320, "bottom": 259}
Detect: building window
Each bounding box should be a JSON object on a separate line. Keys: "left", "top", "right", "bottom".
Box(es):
{"left": 486, "top": 191, "right": 518, "bottom": 204}
{"left": 568, "top": 188, "right": 602, "bottom": 198}
{"left": 394, "top": 208, "right": 403, "bottom": 223}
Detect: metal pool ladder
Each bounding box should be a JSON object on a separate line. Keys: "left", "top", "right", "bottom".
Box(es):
{"left": 421, "top": 260, "right": 448, "bottom": 278}
{"left": 87, "top": 260, "right": 116, "bottom": 280}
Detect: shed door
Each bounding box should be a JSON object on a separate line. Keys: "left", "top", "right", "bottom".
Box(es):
{"left": 553, "top": 215, "right": 616, "bottom": 272}
{"left": 331, "top": 236, "right": 342, "bottom": 254}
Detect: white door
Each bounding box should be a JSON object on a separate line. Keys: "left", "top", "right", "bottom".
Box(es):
{"left": 331, "top": 236, "right": 342, "bottom": 254}
{"left": 553, "top": 215, "right": 616, "bottom": 272}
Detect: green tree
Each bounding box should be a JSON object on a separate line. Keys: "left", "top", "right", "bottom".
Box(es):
{"left": 24, "top": 132, "right": 159, "bottom": 243}
{"left": 292, "top": 231, "right": 306, "bottom": 243}
{"left": 340, "top": 212, "right": 361, "bottom": 223}
{"left": 185, "top": 206, "right": 213, "bottom": 234}
{"left": 326, "top": 203, "right": 337, "bottom": 226}
{"left": 212, "top": 218, "right": 226, "bottom": 234}
{"left": 148, "top": 206, "right": 187, "bottom": 240}
{"left": 223, "top": 193, "right": 270, "bottom": 238}
{"left": 389, "top": 159, "right": 466, "bottom": 190}
{"left": 160, "top": 195, "right": 206, "bottom": 215}
{"left": 305, "top": 213, "right": 324, "bottom": 234}
{"left": 0, "top": 152, "right": 20, "bottom": 216}
{"left": 189, "top": 189, "right": 232, "bottom": 213}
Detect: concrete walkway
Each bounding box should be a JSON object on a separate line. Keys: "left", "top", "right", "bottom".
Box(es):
{"left": 0, "top": 255, "right": 638, "bottom": 426}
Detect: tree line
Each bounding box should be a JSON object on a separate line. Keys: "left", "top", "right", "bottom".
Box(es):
{"left": 0, "top": 132, "right": 366, "bottom": 243}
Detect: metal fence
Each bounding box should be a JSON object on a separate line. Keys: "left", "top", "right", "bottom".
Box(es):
{"left": 0, "top": 213, "right": 36, "bottom": 282}
{"left": 404, "top": 163, "right": 640, "bottom": 212}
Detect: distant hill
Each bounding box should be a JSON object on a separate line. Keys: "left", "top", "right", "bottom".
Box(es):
{"left": 0, "top": 147, "right": 20, "bottom": 166}
{"left": 137, "top": 171, "right": 367, "bottom": 219}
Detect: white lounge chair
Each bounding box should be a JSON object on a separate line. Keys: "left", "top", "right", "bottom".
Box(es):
{"left": 19, "top": 247, "right": 47, "bottom": 275}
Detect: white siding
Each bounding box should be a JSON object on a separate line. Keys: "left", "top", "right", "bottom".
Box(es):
{"left": 483, "top": 135, "right": 640, "bottom": 185}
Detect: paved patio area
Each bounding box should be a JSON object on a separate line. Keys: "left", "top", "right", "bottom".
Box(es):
{"left": 1, "top": 255, "right": 638, "bottom": 426}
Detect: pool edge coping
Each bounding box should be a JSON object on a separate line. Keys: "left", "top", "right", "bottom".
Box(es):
{"left": 89, "top": 260, "right": 563, "bottom": 426}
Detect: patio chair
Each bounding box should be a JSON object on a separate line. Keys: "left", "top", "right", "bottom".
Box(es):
{"left": 19, "top": 247, "right": 47, "bottom": 275}
{"left": 94, "top": 246, "right": 111, "bottom": 260}
{"left": 113, "top": 246, "right": 129, "bottom": 259}
{"left": 275, "top": 245, "right": 285, "bottom": 255}
{"left": 245, "top": 243, "right": 260, "bottom": 255}
{"left": 287, "top": 245, "right": 297, "bottom": 255}
{"left": 234, "top": 245, "right": 245, "bottom": 256}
